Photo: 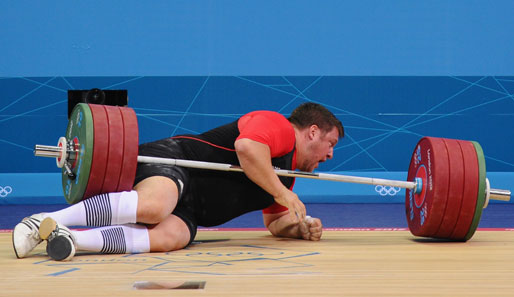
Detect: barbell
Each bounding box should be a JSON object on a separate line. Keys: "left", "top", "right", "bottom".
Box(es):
{"left": 34, "top": 103, "right": 511, "bottom": 241}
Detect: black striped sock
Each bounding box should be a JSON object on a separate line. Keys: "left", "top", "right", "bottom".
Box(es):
{"left": 83, "top": 193, "right": 112, "bottom": 227}
{"left": 100, "top": 227, "right": 126, "bottom": 254}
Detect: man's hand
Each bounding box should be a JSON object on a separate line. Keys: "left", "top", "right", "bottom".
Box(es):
{"left": 299, "top": 216, "right": 323, "bottom": 241}
{"left": 274, "top": 188, "right": 306, "bottom": 224}
{"left": 263, "top": 212, "right": 323, "bottom": 241}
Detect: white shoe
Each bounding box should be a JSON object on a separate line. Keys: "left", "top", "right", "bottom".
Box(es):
{"left": 39, "top": 217, "right": 77, "bottom": 261}
{"left": 12, "top": 213, "right": 46, "bottom": 258}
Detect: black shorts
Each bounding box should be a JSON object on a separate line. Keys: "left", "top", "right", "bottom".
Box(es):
{"left": 134, "top": 138, "right": 198, "bottom": 245}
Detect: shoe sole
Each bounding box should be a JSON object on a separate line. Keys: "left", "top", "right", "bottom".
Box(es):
{"left": 39, "top": 217, "right": 57, "bottom": 240}
{"left": 47, "top": 235, "right": 73, "bottom": 261}
{"left": 12, "top": 226, "right": 20, "bottom": 259}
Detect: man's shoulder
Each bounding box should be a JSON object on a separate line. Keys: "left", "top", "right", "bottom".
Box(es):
{"left": 243, "top": 110, "right": 289, "bottom": 124}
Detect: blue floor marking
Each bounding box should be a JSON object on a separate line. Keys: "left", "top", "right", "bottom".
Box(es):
{"left": 47, "top": 267, "right": 80, "bottom": 276}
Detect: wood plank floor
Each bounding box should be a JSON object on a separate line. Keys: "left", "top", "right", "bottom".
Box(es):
{"left": 1, "top": 230, "right": 514, "bottom": 296}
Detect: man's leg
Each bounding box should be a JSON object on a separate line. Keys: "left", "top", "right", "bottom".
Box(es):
{"left": 41, "top": 176, "right": 179, "bottom": 226}
{"left": 13, "top": 176, "right": 180, "bottom": 258}
{"left": 43, "top": 213, "right": 191, "bottom": 261}
{"left": 74, "top": 214, "right": 190, "bottom": 253}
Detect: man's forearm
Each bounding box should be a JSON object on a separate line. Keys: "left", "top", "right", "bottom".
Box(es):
{"left": 234, "top": 138, "right": 288, "bottom": 198}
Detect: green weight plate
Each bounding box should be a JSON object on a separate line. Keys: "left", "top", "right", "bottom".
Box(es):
{"left": 62, "top": 103, "right": 94, "bottom": 204}
{"left": 464, "top": 141, "right": 487, "bottom": 240}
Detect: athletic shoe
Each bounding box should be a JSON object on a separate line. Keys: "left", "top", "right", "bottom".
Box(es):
{"left": 12, "top": 213, "right": 46, "bottom": 258}
{"left": 39, "top": 217, "right": 76, "bottom": 261}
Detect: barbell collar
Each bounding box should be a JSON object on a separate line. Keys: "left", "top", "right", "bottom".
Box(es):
{"left": 63, "top": 162, "right": 76, "bottom": 180}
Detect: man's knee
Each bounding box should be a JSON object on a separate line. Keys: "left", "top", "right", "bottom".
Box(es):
{"left": 134, "top": 176, "right": 180, "bottom": 224}
{"left": 152, "top": 233, "right": 189, "bottom": 252}
{"left": 148, "top": 215, "right": 191, "bottom": 252}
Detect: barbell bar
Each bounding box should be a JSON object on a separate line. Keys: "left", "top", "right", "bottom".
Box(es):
{"left": 35, "top": 145, "right": 422, "bottom": 191}
{"left": 35, "top": 145, "right": 510, "bottom": 203}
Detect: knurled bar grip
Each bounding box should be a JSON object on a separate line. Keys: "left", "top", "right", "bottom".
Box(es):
{"left": 137, "top": 155, "right": 419, "bottom": 190}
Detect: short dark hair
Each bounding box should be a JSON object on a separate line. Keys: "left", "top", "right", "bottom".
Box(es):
{"left": 288, "top": 102, "right": 344, "bottom": 138}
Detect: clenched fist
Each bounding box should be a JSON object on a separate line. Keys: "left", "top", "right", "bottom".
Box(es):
{"left": 299, "top": 216, "right": 323, "bottom": 241}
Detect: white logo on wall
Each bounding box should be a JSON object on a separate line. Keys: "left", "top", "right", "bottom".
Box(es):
{"left": 0, "top": 186, "right": 13, "bottom": 198}
{"left": 375, "top": 185, "right": 401, "bottom": 196}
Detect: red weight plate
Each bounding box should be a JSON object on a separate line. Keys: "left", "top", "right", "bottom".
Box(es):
{"left": 450, "top": 140, "right": 479, "bottom": 240}
{"left": 117, "top": 106, "right": 139, "bottom": 191}
{"left": 432, "top": 138, "right": 465, "bottom": 239}
{"left": 83, "top": 104, "right": 109, "bottom": 199}
{"left": 405, "top": 137, "right": 450, "bottom": 237}
{"left": 100, "top": 105, "right": 124, "bottom": 193}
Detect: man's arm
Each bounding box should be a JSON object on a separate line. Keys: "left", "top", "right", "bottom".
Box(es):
{"left": 234, "top": 138, "right": 306, "bottom": 223}
{"left": 263, "top": 211, "right": 323, "bottom": 241}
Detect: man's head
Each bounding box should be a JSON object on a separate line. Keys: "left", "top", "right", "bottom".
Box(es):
{"left": 289, "top": 103, "right": 344, "bottom": 172}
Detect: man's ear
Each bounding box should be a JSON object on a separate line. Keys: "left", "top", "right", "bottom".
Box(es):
{"left": 308, "top": 125, "right": 319, "bottom": 140}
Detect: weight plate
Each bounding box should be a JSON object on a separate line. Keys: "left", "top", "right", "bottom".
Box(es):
{"left": 117, "top": 106, "right": 139, "bottom": 191}
{"left": 101, "top": 105, "right": 124, "bottom": 193}
{"left": 432, "top": 138, "right": 465, "bottom": 238}
{"left": 83, "top": 104, "right": 109, "bottom": 199}
{"left": 62, "top": 103, "right": 94, "bottom": 204}
{"left": 449, "top": 140, "right": 479, "bottom": 240}
{"left": 464, "top": 141, "right": 487, "bottom": 240}
{"left": 406, "top": 137, "right": 450, "bottom": 237}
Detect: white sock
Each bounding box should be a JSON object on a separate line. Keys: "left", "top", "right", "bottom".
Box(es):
{"left": 44, "top": 191, "right": 138, "bottom": 226}
{"left": 72, "top": 224, "right": 150, "bottom": 254}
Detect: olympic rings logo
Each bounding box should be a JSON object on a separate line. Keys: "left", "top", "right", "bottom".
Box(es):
{"left": 375, "top": 185, "right": 401, "bottom": 196}
{"left": 0, "top": 186, "right": 13, "bottom": 198}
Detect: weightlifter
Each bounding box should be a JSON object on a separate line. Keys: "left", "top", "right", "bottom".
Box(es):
{"left": 13, "top": 102, "right": 344, "bottom": 261}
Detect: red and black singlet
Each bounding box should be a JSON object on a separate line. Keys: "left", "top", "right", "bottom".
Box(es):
{"left": 173, "top": 111, "right": 296, "bottom": 226}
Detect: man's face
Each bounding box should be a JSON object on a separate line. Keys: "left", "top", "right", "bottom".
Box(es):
{"left": 298, "top": 125, "right": 339, "bottom": 172}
